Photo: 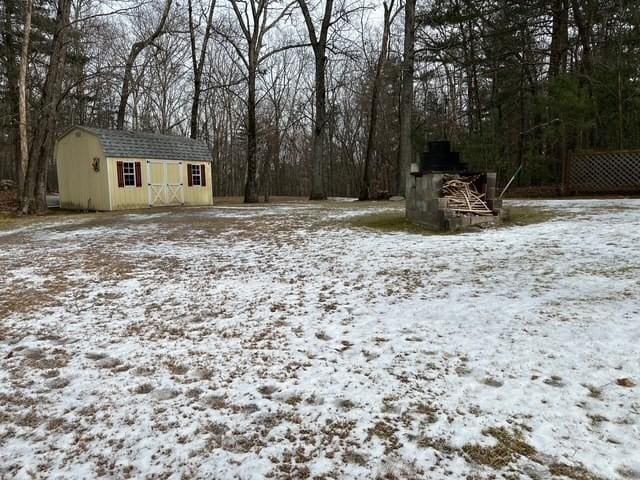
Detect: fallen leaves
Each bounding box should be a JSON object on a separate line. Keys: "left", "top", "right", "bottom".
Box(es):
{"left": 616, "top": 378, "right": 636, "bottom": 388}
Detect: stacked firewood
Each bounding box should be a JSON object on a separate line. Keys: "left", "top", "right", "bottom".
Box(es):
{"left": 441, "top": 176, "right": 493, "bottom": 215}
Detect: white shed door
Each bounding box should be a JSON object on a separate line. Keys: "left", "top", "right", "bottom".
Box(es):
{"left": 147, "top": 160, "right": 184, "bottom": 206}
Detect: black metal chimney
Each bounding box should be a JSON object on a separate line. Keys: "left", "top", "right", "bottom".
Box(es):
{"left": 419, "top": 140, "right": 467, "bottom": 172}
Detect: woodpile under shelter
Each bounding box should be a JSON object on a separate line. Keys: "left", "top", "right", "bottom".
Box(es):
{"left": 406, "top": 140, "right": 502, "bottom": 231}
{"left": 55, "top": 126, "right": 213, "bottom": 211}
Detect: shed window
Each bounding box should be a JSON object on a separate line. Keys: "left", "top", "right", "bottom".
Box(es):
{"left": 117, "top": 161, "right": 142, "bottom": 188}
{"left": 188, "top": 164, "right": 206, "bottom": 187}
{"left": 123, "top": 162, "right": 136, "bottom": 186}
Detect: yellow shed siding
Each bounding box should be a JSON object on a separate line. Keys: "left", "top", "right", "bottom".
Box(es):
{"left": 184, "top": 162, "right": 214, "bottom": 206}
{"left": 107, "top": 158, "right": 149, "bottom": 210}
{"left": 56, "top": 127, "right": 213, "bottom": 211}
{"left": 55, "top": 129, "right": 110, "bottom": 210}
{"left": 108, "top": 158, "right": 213, "bottom": 210}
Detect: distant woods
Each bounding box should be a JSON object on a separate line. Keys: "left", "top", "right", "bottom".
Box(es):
{"left": 420, "top": 0, "right": 640, "bottom": 186}
{"left": 1, "top": 0, "right": 639, "bottom": 210}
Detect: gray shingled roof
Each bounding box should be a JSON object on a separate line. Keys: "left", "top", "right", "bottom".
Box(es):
{"left": 67, "top": 126, "right": 212, "bottom": 162}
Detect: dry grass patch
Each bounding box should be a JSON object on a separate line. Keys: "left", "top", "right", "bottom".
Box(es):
{"left": 315, "top": 331, "right": 331, "bottom": 341}
{"left": 165, "top": 360, "right": 188, "bottom": 376}
{"left": 321, "top": 419, "right": 356, "bottom": 441}
{"left": 583, "top": 384, "right": 603, "bottom": 399}
{"left": 348, "top": 205, "right": 555, "bottom": 234}
{"left": 336, "top": 398, "right": 356, "bottom": 411}
{"left": 367, "top": 420, "right": 400, "bottom": 453}
{"left": 462, "top": 426, "right": 536, "bottom": 469}
{"left": 204, "top": 394, "right": 229, "bottom": 410}
{"left": 21, "top": 348, "right": 70, "bottom": 370}
{"left": 502, "top": 206, "right": 556, "bottom": 226}
{"left": 617, "top": 466, "right": 640, "bottom": 479}
{"left": 284, "top": 394, "right": 302, "bottom": 406}
{"left": 15, "top": 409, "right": 41, "bottom": 427}
{"left": 343, "top": 450, "right": 368, "bottom": 466}
{"left": 274, "top": 446, "right": 312, "bottom": 478}
{"left": 482, "top": 377, "right": 504, "bottom": 388}
{"left": 131, "top": 383, "right": 154, "bottom": 394}
{"left": 616, "top": 377, "right": 636, "bottom": 388}
{"left": 185, "top": 387, "right": 202, "bottom": 398}
{"left": 348, "top": 211, "right": 442, "bottom": 235}
{"left": 257, "top": 385, "right": 278, "bottom": 398}
{"left": 47, "top": 416, "right": 72, "bottom": 431}
{"left": 77, "top": 251, "right": 138, "bottom": 281}
{"left": 219, "top": 431, "right": 266, "bottom": 453}
{"left": 587, "top": 414, "right": 608, "bottom": 426}
{"left": 0, "top": 287, "right": 63, "bottom": 318}
{"left": 549, "top": 462, "right": 604, "bottom": 480}
{"left": 417, "top": 436, "right": 457, "bottom": 455}
{"left": 413, "top": 402, "right": 439, "bottom": 423}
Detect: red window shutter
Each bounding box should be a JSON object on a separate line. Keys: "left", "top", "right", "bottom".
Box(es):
{"left": 117, "top": 161, "right": 124, "bottom": 187}
{"left": 201, "top": 165, "right": 206, "bottom": 186}
{"left": 135, "top": 162, "right": 142, "bottom": 187}
{"left": 187, "top": 164, "right": 193, "bottom": 186}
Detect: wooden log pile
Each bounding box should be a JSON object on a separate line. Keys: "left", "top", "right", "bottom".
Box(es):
{"left": 441, "top": 176, "right": 493, "bottom": 216}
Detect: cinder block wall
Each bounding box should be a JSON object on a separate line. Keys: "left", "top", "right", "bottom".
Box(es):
{"left": 406, "top": 172, "right": 447, "bottom": 229}
{"left": 406, "top": 172, "right": 502, "bottom": 231}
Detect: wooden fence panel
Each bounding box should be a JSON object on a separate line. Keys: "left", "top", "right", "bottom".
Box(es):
{"left": 565, "top": 151, "right": 640, "bottom": 194}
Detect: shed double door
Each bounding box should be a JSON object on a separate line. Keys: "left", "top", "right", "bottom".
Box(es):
{"left": 147, "top": 160, "right": 184, "bottom": 206}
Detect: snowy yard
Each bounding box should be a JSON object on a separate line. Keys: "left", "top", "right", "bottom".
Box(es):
{"left": 1, "top": 199, "right": 639, "bottom": 479}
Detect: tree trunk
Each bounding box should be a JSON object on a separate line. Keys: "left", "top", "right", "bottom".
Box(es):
{"left": 516, "top": 23, "right": 527, "bottom": 186}
{"left": 20, "top": 0, "right": 72, "bottom": 215}
{"left": 309, "top": 49, "right": 327, "bottom": 200}
{"left": 549, "top": 0, "right": 569, "bottom": 79}
{"left": 3, "top": 0, "right": 21, "bottom": 182}
{"left": 298, "top": 0, "right": 334, "bottom": 200}
{"left": 398, "top": 0, "right": 416, "bottom": 196}
{"left": 117, "top": 48, "right": 141, "bottom": 130}
{"left": 189, "top": 0, "right": 216, "bottom": 139}
{"left": 571, "top": 0, "right": 595, "bottom": 146}
{"left": 17, "top": 0, "right": 32, "bottom": 204}
{"left": 571, "top": 0, "right": 592, "bottom": 77}
{"left": 244, "top": 56, "right": 259, "bottom": 203}
{"left": 116, "top": 0, "right": 172, "bottom": 130}
{"left": 190, "top": 79, "right": 202, "bottom": 139}
{"left": 360, "top": 1, "right": 394, "bottom": 201}
{"left": 460, "top": 21, "right": 475, "bottom": 133}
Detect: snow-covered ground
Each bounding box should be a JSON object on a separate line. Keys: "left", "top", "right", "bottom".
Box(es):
{"left": 0, "top": 199, "right": 639, "bottom": 479}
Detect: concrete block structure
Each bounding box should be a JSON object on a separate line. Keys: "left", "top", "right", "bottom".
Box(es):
{"left": 405, "top": 141, "right": 502, "bottom": 231}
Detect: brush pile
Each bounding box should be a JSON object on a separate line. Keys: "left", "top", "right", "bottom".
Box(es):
{"left": 0, "top": 180, "right": 17, "bottom": 212}
{"left": 441, "top": 176, "right": 493, "bottom": 216}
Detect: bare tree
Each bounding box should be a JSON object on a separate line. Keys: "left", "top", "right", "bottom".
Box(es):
{"left": 398, "top": 0, "right": 415, "bottom": 195}
{"left": 200, "top": 46, "right": 246, "bottom": 195}
{"left": 116, "top": 0, "right": 173, "bottom": 130}
{"left": 226, "top": 0, "right": 300, "bottom": 203}
{"left": 20, "top": 0, "right": 73, "bottom": 214}
{"left": 548, "top": 0, "right": 569, "bottom": 80}
{"left": 146, "top": 34, "right": 190, "bottom": 133}
{"left": 259, "top": 50, "right": 306, "bottom": 200}
{"left": 297, "top": 0, "right": 334, "bottom": 200}
{"left": 188, "top": 0, "right": 217, "bottom": 139}
{"left": 359, "top": 0, "right": 399, "bottom": 200}
{"left": 17, "top": 0, "right": 32, "bottom": 204}
{"left": 2, "top": 0, "right": 21, "bottom": 181}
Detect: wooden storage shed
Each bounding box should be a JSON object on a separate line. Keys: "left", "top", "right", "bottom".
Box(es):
{"left": 55, "top": 126, "right": 213, "bottom": 211}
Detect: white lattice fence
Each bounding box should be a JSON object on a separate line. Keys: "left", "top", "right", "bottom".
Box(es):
{"left": 566, "top": 151, "right": 640, "bottom": 193}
